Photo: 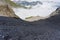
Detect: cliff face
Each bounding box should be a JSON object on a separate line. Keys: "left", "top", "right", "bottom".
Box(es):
{"left": 0, "top": 0, "right": 19, "bottom": 18}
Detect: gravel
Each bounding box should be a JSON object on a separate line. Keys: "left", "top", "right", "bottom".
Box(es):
{"left": 0, "top": 14, "right": 60, "bottom": 40}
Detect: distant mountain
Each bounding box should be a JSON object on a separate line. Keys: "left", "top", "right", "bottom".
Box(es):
{"left": 10, "top": 0, "right": 60, "bottom": 9}
{"left": 11, "top": 0, "right": 60, "bottom": 20}
{"left": 16, "top": 1, "right": 42, "bottom": 6}
{"left": 9, "top": 0, "right": 43, "bottom": 9}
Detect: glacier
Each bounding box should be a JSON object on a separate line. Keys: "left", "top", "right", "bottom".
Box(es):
{"left": 11, "top": 0, "right": 60, "bottom": 20}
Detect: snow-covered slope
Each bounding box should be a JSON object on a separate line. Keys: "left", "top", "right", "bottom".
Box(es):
{"left": 11, "top": 0, "right": 60, "bottom": 20}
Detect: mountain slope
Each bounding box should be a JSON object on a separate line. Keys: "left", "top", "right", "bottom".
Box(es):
{"left": 0, "top": 0, "right": 19, "bottom": 18}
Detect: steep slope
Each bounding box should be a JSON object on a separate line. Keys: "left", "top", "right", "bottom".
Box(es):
{"left": 0, "top": 0, "right": 19, "bottom": 18}
{"left": 50, "top": 7, "right": 60, "bottom": 16}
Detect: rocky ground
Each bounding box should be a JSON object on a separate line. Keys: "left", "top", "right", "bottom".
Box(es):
{"left": 0, "top": 13, "right": 60, "bottom": 40}
{"left": 0, "top": 7, "right": 60, "bottom": 40}
{"left": 0, "top": 0, "right": 60, "bottom": 40}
